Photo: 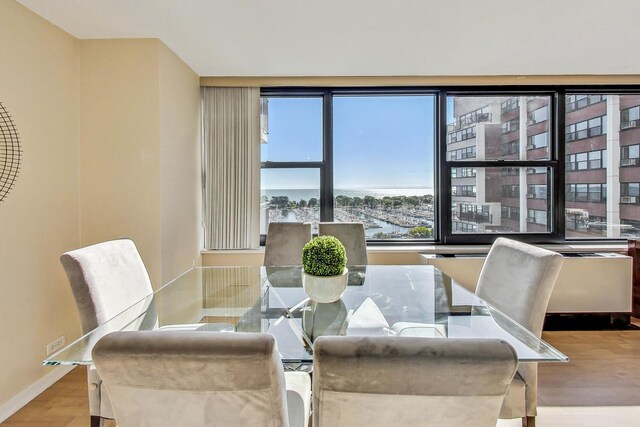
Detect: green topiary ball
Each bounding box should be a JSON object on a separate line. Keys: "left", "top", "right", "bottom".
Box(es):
{"left": 302, "top": 235, "right": 348, "bottom": 277}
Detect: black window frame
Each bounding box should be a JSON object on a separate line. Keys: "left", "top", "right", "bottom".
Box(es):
{"left": 259, "top": 85, "right": 640, "bottom": 246}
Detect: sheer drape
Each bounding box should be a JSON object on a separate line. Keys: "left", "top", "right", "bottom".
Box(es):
{"left": 202, "top": 87, "right": 260, "bottom": 249}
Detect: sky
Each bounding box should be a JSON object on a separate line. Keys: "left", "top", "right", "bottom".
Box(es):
{"left": 261, "top": 95, "right": 435, "bottom": 190}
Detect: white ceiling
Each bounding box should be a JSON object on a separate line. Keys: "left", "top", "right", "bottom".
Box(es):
{"left": 16, "top": 0, "right": 640, "bottom": 77}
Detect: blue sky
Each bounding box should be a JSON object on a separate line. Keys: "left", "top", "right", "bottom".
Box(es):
{"left": 261, "top": 95, "right": 435, "bottom": 190}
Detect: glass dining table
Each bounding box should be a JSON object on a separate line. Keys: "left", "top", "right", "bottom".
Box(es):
{"left": 44, "top": 265, "right": 568, "bottom": 368}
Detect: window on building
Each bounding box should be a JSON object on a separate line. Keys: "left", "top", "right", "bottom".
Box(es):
{"left": 527, "top": 209, "right": 548, "bottom": 225}
{"left": 621, "top": 144, "right": 640, "bottom": 166}
{"left": 501, "top": 97, "right": 519, "bottom": 114}
{"left": 621, "top": 106, "right": 640, "bottom": 130}
{"left": 528, "top": 106, "right": 548, "bottom": 124}
{"left": 566, "top": 183, "right": 606, "bottom": 203}
{"left": 621, "top": 183, "right": 640, "bottom": 203}
{"left": 527, "top": 133, "right": 548, "bottom": 150}
{"left": 566, "top": 94, "right": 606, "bottom": 112}
{"left": 568, "top": 149, "right": 606, "bottom": 171}
{"left": 566, "top": 116, "right": 606, "bottom": 141}
{"left": 501, "top": 140, "right": 519, "bottom": 155}
{"left": 501, "top": 118, "right": 519, "bottom": 134}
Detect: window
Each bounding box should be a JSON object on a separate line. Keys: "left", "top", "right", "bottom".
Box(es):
{"left": 566, "top": 183, "right": 606, "bottom": 203}
{"left": 501, "top": 206, "right": 519, "bottom": 220}
{"left": 446, "top": 95, "right": 553, "bottom": 238}
{"left": 501, "top": 167, "right": 519, "bottom": 176}
{"left": 568, "top": 149, "right": 606, "bottom": 171}
{"left": 260, "top": 91, "right": 436, "bottom": 241}
{"left": 566, "top": 115, "right": 606, "bottom": 141}
{"left": 528, "top": 106, "right": 548, "bottom": 124}
{"left": 253, "top": 89, "right": 640, "bottom": 244}
{"left": 621, "top": 183, "right": 640, "bottom": 203}
{"left": 448, "top": 146, "right": 476, "bottom": 160}
{"left": 501, "top": 118, "right": 519, "bottom": 134}
{"left": 452, "top": 185, "right": 476, "bottom": 197}
{"left": 621, "top": 144, "right": 640, "bottom": 166}
{"left": 501, "top": 97, "right": 519, "bottom": 114}
{"left": 452, "top": 167, "right": 477, "bottom": 178}
{"left": 566, "top": 94, "right": 606, "bottom": 112}
{"left": 527, "top": 133, "right": 548, "bottom": 150}
{"left": 501, "top": 140, "right": 519, "bottom": 155}
{"left": 565, "top": 94, "right": 640, "bottom": 240}
{"left": 527, "top": 184, "right": 547, "bottom": 200}
{"left": 448, "top": 127, "right": 476, "bottom": 144}
{"left": 527, "top": 209, "right": 548, "bottom": 225}
{"left": 621, "top": 106, "right": 640, "bottom": 130}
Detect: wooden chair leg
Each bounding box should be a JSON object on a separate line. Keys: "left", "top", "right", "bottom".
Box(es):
{"left": 522, "top": 416, "right": 536, "bottom": 427}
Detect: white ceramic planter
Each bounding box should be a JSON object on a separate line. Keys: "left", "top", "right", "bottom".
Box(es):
{"left": 302, "top": 268, "right": 349, "bottom": 303}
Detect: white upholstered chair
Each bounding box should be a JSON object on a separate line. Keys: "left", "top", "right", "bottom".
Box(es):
{"left": 312, "top": 336, "right": 517, "bottom": 427}
{"left": 476, "top": 237, "right": 564, "bottom": 427}
{"left": 318, "top": 222, "right": 368, "bottom": 265}
{"left": 61, "top": 238, "right": 153, "bottom": 427}
{"left": 92, "top": 331, "right": 311, "bottom": 427}
{"left": 264, "top": 222, "right": 312, "bottom": 266}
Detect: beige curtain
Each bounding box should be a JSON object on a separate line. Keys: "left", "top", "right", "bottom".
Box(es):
{"left": 202, "top": 87, "right": 260, "bottom": 249}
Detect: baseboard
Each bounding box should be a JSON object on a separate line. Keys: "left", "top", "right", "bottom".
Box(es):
{"left": 0, "top": 365, "right": 76, "bottom": 423}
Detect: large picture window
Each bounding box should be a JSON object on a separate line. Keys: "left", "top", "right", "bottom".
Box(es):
{"left": 255, "top": 88, "right": 640, "bottom": 244}
{"left": 260, "top": 91, "right": 436, "bottom": 241}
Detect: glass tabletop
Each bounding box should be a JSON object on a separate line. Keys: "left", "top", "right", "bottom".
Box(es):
{"left": 44, "top": 265, "right": 568, "bottom": 366}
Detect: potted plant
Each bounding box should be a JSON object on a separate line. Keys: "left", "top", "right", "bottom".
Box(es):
{"left": 301, "top": 235, "right": 348, "bottom": 303}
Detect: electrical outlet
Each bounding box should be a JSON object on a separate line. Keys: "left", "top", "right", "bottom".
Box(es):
{"left": 46, "top": 335, "right": 66, "bottom": 356}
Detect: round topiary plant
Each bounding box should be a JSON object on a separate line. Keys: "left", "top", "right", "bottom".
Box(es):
{"left": 302, "top": 236, "right": 348, "bottom": 277}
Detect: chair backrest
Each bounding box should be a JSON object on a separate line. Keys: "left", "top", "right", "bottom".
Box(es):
{"left": 92, "top": 331, "right": 289, "bottom": 427}
{"left": 318, "top": 222, "right": 368, "bottom": 265}
{"left": 313, "top": 336, "right": 517, "bottom": 427}
{"left": 264, "top": 222, "right": 312, "bottom": 266}
{"left": 60, "top": 239, "right": 153, "bottom": 333}
{"left": 476, "top": 237, "right": 564, "bottom": 337}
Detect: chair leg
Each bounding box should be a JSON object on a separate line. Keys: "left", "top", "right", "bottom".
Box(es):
{"left": 522, "top": 416, "right": 536, "bottom": 427}
{"left": 90, "top": 415, "right": 103, "bottom": 427}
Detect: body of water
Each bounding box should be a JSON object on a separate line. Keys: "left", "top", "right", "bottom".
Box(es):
{"left": 262, "top": 188, "right": 433, "bottom": 202}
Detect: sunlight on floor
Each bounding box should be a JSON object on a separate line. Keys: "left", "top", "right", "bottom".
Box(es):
{"left": 497, "top": 406, "right": 640, "bottom": 427}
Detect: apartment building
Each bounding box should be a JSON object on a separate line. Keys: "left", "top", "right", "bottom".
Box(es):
{"left": 449, "top": 95, "right": 640, "bottom": 239}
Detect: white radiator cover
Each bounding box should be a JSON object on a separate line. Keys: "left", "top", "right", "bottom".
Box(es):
{"left": 421, "top": 253, "right": 632, "bottom": 313}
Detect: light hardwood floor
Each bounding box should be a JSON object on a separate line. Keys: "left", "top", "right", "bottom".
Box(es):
{"left": 3, "top": 328, "right": 640, "bottom": 426}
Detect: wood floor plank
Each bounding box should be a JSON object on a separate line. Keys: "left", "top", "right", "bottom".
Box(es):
{"left": 3, "top": 326, "right": 640, "bottom": 426}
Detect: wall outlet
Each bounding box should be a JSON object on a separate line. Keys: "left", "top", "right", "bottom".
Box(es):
{"left": 46, "top": 335, "right": 66, "bottom": 356}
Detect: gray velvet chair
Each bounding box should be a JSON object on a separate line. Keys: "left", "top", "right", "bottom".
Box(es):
{"left": 313, "top": 336, "right": 517, "bottom": 427}
{"left": 61, "top": 238, "right": 153, "bottom": 427}
{"left": 318, "top": 222, "right": 368, "bottom": 265}
{"left": 92, "top": 331, "right": 311, "bottom": 427}
{"left": 264, "top": 222, "right": 312, "bottom": 266}
{"left": 476, "top": 237, "right": 564, "bottom": 427}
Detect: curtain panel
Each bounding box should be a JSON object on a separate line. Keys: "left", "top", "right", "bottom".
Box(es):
{"left": 202, "top": 87, "right": 260, "bottom": 249}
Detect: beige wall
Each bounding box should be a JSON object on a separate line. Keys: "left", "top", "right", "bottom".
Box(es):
{"left": 158, "top": 43, "right": 202, "bottom": 282}
{"left": 0, "top": 0, "right": 80, "bottom": 407}
{"left": 79, "top": 39, "right": 163, "bottom": 285}
{"left": 0, "top": 2, "right": 201, "bottom": 413}
{"left": 79, "top": 39, "right": 201, "bottom": 287}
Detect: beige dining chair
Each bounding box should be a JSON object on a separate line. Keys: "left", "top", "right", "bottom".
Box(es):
{"left": 476, "top": 237, "right": 564, "bottom": 427}
{"left": 92, "top": 331, "right": 311, "bottom": 427}
{"left": 264, "top": 222, "right": 312, "bottom": 266}
{"left": 318, "top": 222, "right": 368, "bottom": 265}
{"left": 313, "top": 336, "right": 518, "bottom": 427}
{"left": 61, "top": 238, "right": 153, "bottom": 427}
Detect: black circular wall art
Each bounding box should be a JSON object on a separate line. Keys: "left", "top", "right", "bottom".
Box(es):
{"left": 0, "top": 102, "right": 21, "bottom": 203}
